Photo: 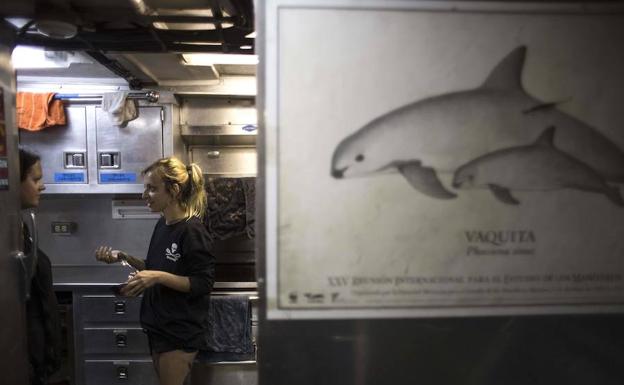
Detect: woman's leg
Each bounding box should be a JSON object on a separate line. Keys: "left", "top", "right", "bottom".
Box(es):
{"left": 153, "top": 350, "right": 197, "bottom": 385}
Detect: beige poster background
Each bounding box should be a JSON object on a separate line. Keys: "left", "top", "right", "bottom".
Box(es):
{"left": 269, "top": 5, "right": 624, "bottom": 316}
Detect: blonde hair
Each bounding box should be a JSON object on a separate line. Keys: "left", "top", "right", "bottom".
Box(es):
{"left": 142, "top": 157, "right": 207, "bottom": 220}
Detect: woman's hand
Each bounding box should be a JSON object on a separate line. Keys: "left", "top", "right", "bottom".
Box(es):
{"left": 95, "top": 246, "right": 124, "bottom": 264}
{"left": 120, "top": 270, "right": 163, "bottom": 296}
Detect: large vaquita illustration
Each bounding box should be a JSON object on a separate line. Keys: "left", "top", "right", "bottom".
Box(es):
{"left": 330, "top": 46, "right": 624, "bottom": 206}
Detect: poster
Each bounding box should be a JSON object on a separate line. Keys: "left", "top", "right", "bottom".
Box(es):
{"left": 264, "top": 1, "right": 624, "bottom": 318}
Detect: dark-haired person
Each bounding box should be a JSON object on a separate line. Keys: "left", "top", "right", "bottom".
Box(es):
{"left": 95, "top": 157, "right": 215, "bottom": 385}
{"left": 20, "top": 148, "right": 62, "bottom": 385}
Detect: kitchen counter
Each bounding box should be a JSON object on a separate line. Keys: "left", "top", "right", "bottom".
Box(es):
{"left": 52, "top": 265, "right": 133, "bottom": 288}
{"left": 52, "top": 265, "right": 258, "bottom": 291}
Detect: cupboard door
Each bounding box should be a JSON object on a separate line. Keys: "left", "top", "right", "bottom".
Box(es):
{"left": 190, "top": 146, "right": 257, "bottom": 177}
{"left": 20, "top": 105, "right": 88, "bottom": 185}
{"left": 95, "top": 106, "right": 163, "bottom": 184}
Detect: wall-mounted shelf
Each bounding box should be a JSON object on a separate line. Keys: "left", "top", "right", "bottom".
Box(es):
{"left": 181, "top": 124, "right": 257, "bottom": 146}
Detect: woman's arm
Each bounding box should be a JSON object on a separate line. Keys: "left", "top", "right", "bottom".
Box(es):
{"left": 120, "top": 270, "right": 190, "bottom": 296}
{"left": 95, "top": 247, "right": 146, "bottom": 271}
{"left": 118, "top": 252, "right": 146, "bottom": 271}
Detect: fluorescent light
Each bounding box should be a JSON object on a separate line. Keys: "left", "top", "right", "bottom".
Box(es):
{"left": 156, "top": 9, "right": 213, "bottom": 17}
{"left": 12, "top": 46, "right": 92, "bottom": 69}
{"left": 175, "top": 41, "right": 222, "bottom": 46}
{"left": 245, "top": 31, "right": 256, "bottom": 39}
{"left": 240, "top": 45, "right": 253, "bottom": 50}
{"left": 153, "top": 22, "right": 216, "bottom": 30}
{"left": 182, "top": 53, "right": 258, "bottom": 66}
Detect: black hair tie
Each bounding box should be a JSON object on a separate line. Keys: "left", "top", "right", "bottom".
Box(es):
{"left": 185, "top": 165, "right": 193, "bottom": 193}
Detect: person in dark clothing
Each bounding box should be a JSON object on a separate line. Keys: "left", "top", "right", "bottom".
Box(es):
{"left": 95, "top": 157, "right": 215, "bottom": 385}
{"left": 20, "top": 148, "right": 62, "bottom": 385}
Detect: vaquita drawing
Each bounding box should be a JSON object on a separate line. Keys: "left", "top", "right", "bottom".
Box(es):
{"left": 330, "top": 46, "right": 624, "bottom": 205}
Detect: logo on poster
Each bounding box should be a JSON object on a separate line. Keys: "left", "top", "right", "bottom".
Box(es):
{"left": 304, "top": 293, "right": 325, "bottom": 304}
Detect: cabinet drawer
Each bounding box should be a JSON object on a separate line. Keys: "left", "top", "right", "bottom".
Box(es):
{"left": 84, "top": 360, "right": 156, "bottom": 385}
{"left": 83, "top": 328, "right": 149, "bottom": 355}
{"left": 189, "top": 146, "right": 256, "bottom": 177}
{"left": 80, "top": 295, "right": 142, "bottom": 323}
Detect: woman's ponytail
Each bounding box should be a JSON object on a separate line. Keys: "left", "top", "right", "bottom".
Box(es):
{"left": 142, "top": 157, "right": 207, "bottom": 220}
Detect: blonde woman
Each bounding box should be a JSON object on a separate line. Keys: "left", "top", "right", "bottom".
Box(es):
{"left": 95, "top": 157, "right": 215, "bottom": 385}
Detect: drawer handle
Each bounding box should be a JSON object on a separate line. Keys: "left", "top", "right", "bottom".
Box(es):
{"left": 117, "top": 366, "right": 128, "bottom": 380}
{"left": 116, "top": 334, "right": 127, "bottom": 348}
{"left": 114, "top": 301, "right": 126, "bottom": 314}
{"left": 206, "top": 151, "right": 220, "bottom": 158}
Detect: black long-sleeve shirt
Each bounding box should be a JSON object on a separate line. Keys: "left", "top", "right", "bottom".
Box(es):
{"left": 23, "top": 225, "right": 62, "bottom": 385}
{"left": 140, "top": 216, "right": 216, "bottom": 349}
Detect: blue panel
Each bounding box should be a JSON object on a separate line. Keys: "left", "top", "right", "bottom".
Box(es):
{"left": 100, "top": 173, "right": 137, "bottom": 183}
{"left": 54, "top": 172, "right": 85, "bottom": 183}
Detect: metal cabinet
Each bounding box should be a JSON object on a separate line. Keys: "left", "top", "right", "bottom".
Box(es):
{"left": 189, "top": 145, "right": 257, "bottom": 177}
{"left": 20, "top": 105, "right": 88, "bottom": 185}
{"left": 95, "top": 106, "right": 164, "bottom": 185}
{"left": 83, "top": 360, "right": 155, "bottom": 385}
{"left": 20, "top": 101, "right": 175, "bottom": 194}
{"left": 180, "top": 96, "right": 257, "bottom": 177}
{"left": 73, "top": 289, "right": 259, "bottom": 385}
{"left": 73, "top": 293, "right": 157, "bottom": 385}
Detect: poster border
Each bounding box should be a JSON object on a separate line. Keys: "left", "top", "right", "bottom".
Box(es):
{"left": 263, "top": 0, "right": 624, "bottom": 319}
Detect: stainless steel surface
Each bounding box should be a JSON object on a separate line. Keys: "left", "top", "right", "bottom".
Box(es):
{"left": 83, "top": 360, "right": 157, "bottom": 385}
{"left": 181, "top": 97, "right": 256, "bottom": 126}
{"left": 71, "top": 286, "right": 259, "bottom": 385}
{"left": 180, "top": 96, "right": 257, "bottom": 146}
{"left": 11, "top": 251, "right": 29, "bottom": 300}
{"left": 19, "top": 102, "right": 178, "bottom": 194}
{"left": 190, "top": 145, "right": 257, "bottom": 177}
{"left": 95, "top": 105, "right": 163, "bottom": 184}
{"left": 181, "top": 125, "right": 257, "bottom": 146}
{"left": 80, "top": 295, "right": 142, "bottom": 323}
{"left": 27, "top": 210, "right": 38, "bottom": 276}
{"left": 38, "top": 196, "right": 157, "bottom": 265}
{"left": 64, "top": 151, "right": 86, "bottom": 169}
{"left": 18, "top": 210, "right": 38, "bottom": 299}
{"left": 98, "top": 151, "right": 120, "bottom": 169}
{"left": 215, "top": 282, "right": 258, "bottom": 290}
{"left": 20, "top": 105, "right": 89, "bottom": 185}
{"left": 111, "top": 199, "right": 160, "bottom": 220}
{"left": 0, "top": 28, "right": 30, "bottom": 385}
{"left": 54, "top": 90, "right": 159, "bottom": 103}
{"left": 190, "top": 363, "right": 257, "bottom": 385}
{"left": 82, "top": 327, "right": 149, "bottom": 355}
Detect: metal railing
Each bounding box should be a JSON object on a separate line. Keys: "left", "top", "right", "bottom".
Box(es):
{"left": 52, "top": 90, "right": 159, "bottom": 103}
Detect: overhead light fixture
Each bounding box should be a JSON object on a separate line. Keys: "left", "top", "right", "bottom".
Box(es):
{"left": 36, "top": 19, "right": 78, "bottom": 39}
{"left": 153, "top": 22, "right": 216, "bottom": 30}
{"left": 182, "top": 53, "right": 258, "bottom": 66}
{"left": 245, "top": 31, "right": 256, "bottom": 38}
{"left": 12, "top": 46, "right": 91, "bottom": 69}
{"left": 175, "top": 41, "right": 222, "bottom": 46}
{"left": 157, "top": 9, "right": 214, "bottom": 17}
{"left": 240, "top": 45, "right": 253, "bottom": 50}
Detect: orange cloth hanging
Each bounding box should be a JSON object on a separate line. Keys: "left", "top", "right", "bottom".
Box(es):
{"left": 17, "top": 92, "right": 66, "bottom": 131}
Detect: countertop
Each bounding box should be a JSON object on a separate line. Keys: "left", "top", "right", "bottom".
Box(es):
{"left": 52, "top": 265, "right": 258, "bottom": 291}
{"left": 53, "top": 265, "right": 132, "bottom": 288}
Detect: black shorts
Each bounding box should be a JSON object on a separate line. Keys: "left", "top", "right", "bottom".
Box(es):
{"left": 145, "top": 330, "right": 198, "bottom": 354}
